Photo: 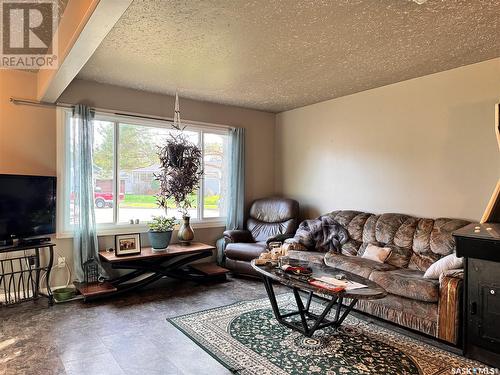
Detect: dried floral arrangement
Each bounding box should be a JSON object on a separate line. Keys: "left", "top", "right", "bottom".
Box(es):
{"left": 154, "top": 98, "right": 203, "bottom": 217}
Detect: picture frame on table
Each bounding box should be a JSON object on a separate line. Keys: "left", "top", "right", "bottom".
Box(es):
{"left": 115, "top": 233, "right": 141, "bottom": 256}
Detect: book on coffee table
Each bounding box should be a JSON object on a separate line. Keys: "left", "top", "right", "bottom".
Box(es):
{"left": 314, "top": 275, "right": 368, "bottom": 291}
{"left": 308, "top": 279, "right": 345, "bottom": 292}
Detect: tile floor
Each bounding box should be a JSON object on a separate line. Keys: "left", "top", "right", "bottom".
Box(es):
{"left": 0, "top": 276, "right": 279, "bottom": 375}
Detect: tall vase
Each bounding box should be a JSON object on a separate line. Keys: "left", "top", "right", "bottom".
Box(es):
{"left": 178, "top": 216, "right": 194, "bottom": 245}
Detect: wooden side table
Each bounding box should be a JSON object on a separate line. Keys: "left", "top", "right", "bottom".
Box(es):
{"left": 76, "top": 242, "right": 228, "bottom": 301}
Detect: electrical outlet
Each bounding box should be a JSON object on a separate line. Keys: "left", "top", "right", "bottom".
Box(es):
{"left": 57, "top": 257, "right": 66, "bottom": 268}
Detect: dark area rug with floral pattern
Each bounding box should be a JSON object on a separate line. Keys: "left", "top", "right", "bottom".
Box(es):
{"left": 168, "top": 294, "right": 484, "bottom": 375}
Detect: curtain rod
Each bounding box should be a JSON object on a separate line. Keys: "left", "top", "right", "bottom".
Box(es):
{"left": 9, "top": 97, "right": 233, "bottom": 130}
{"left": 10, "top": 97, "right": 72, "bottom": 109}
{"left": 10, "top": 97, "right": 176, "bottom": 122}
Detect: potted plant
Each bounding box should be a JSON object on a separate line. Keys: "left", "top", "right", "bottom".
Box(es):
{"left": 147, "top": 215, "right": 177, "bottom": 251}
{"left": 154, "top": 94, "right": 203, "bottom": 245}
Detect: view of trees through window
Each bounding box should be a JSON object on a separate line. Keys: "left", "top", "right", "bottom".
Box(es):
{"left": 91, "top": 120, "right": 114, "bottom": 224}
{"left": 67, "top": 112, "right": 228, "bottom": 227}
{"left": 203, "top": 133, "right": 228, "bottom": 217}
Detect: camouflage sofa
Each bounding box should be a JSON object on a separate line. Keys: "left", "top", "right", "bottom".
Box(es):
{"left": 288, "top": 210, "right": 470, "bottom": 345}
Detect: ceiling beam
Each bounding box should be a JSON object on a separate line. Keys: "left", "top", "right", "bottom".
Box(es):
{"left": 37, "top": 0, "right": 132, "bottom": 103}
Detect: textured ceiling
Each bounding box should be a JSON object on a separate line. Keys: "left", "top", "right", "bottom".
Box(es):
{"left": 77, "top": 0, "right": 500, "bottom": 113}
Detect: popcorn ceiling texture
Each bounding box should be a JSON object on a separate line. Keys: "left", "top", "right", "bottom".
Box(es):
{"left": 78, "top": 0, "right": 500, "bottom": 113}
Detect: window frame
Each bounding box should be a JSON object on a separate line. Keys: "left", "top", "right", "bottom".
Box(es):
{"left": 56, "top": 108, "right": 229, "bottom": 238}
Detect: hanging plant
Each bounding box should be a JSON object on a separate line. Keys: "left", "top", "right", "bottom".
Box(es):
{"left": 154, "top": 95, "right": 203, "bottom": 217}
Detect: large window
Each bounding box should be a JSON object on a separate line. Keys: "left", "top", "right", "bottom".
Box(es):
{"left": 59, "top": 110, "right": 229, "bottom": 235}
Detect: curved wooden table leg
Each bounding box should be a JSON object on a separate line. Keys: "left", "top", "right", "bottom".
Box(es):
{"left": 87, "top": 249, "right": 215, "bottom": 300}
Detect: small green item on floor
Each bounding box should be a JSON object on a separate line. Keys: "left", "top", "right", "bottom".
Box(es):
{"left": 53, "top": 287, "right": 76, "bottom": 302}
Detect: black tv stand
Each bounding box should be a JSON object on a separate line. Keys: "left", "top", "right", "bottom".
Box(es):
{"left": 19, "top": 237, "right": 51, "bottom": 247}
{"left": 0, "top": 242, "right": 55, "bottom": 306}
{"left": 0, "top": 237, "right": 51, "bottom": 247}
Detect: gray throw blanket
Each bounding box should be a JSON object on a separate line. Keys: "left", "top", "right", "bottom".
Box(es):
{"left": 291, "top": 215, "right": 349, "bottom": 252}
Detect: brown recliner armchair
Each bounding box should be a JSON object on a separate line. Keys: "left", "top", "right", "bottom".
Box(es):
{"left": 223, "top": 197, "right": 299, "bottom": 276}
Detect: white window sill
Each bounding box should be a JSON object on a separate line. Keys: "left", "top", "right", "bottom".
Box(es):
{"left": 56, "top": 219, "right": 226, "bottom": 239}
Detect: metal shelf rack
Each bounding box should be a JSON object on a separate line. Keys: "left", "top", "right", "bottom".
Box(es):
{"left": 0, "top": 243, "right": 54, "bottom": 306}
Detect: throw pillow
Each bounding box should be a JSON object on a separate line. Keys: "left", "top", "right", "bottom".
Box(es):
{"left": 424, "top": 253, "right": 463, "bottom": 279}
{"left": 361, "top": 244, "right": 392, "bottom": 263}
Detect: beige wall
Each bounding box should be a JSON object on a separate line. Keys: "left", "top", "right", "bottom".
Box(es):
{"left": 275, "top": 58, "right": 500, "bottom": 221}
{"left": 1, "top": 73, "right": 275, "bottom": 286}
{"left": 0, "top": 70, "right": 56, "bottom": 175}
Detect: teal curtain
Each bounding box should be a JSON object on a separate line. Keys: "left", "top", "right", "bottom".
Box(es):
{"left": 226, "top": 128, "right": 245, "bottom": 230}
{"left": 217, "top": 127, "right": 245, "bottom": 265}
{"left": 71, "top": 104, "right": 104, "bottom": 282}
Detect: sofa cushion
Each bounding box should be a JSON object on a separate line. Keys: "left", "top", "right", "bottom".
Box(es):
{"left": 413, "top": 219, "right": 434, "bottom": 254}
{"left": 375, "top": 214, "right": 410, "bottom": 244}
{"left": 385, "top": 244, "right": 413, "bottom": 268}
{"left": 408, "top": 251, "right": 440, "bottom": 271}
{"left": 393, "top": 216, "right": 419, "bottom": 248}
{"left": 340, "top": 239, "right": 361, "bottom": 256}
{"left": 369, "top": 269, "right": 439, "bottom": 303}
{"left": 324, "top": 253, "right": 396, "bottom": 278}
{"left": 430, "top": 218, "right": 471, "bottom": 255}
{"left": 247, "top": 219, "right": 295, "bottom": 242}
{"left": 329, "top": 211, "right": 372, "bottom": 243}
{"left": 362, "top": 215, "right": 378, "bottom": 244}
{"left": 224, "top": 242, "right": 267, "bottom": 261}
{"left": 247, "top": 198, "right": 299, "bottom": 242}
{"left": 329, "top": 210, "right": 364, "bottom": 230}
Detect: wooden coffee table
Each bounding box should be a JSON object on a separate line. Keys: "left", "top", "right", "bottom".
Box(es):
{"left": 252, "top": 258, "right": 386, "bottom": 337}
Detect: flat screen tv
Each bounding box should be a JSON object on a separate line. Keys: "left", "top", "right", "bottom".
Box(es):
{"left": 0, "top": 174, "right": 56, "bottom": 243}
